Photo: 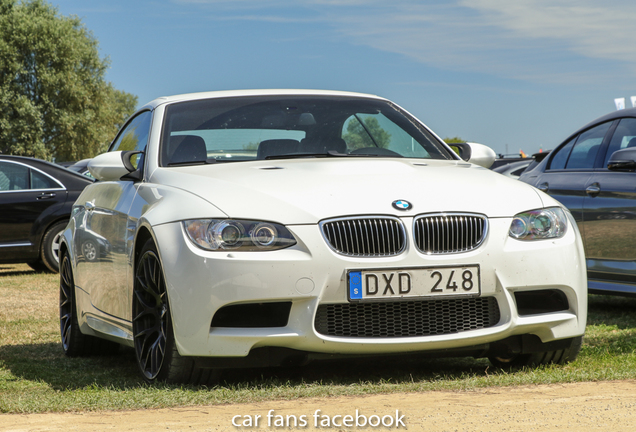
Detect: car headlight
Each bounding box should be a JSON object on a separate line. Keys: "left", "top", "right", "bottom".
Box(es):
{"left": 183, "top": 219, "right": 297, "bottom": 251}
{"left": 509, "top": 207, "right": 568, "bottom": 240}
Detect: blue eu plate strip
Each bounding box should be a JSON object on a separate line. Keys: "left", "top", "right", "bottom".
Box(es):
{"left": 349, "top": 271, "right": 362, "bottom": 300}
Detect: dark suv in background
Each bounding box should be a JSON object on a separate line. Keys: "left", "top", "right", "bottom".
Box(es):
{"left": 520, "top": 108, "right": 636, "bottom": 296}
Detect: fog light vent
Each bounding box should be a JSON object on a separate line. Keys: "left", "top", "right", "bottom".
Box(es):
{"left": 514, "top": 290, "right": 569, "bottom": 316}
{"left": 211, "top": 302, "right": 292, "bottom": 328}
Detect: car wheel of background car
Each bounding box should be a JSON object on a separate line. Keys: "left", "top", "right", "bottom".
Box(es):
{"left": 59, "top": 251, "right": 119, "bottom": 356}
{"left": 488, "top": 336, "right": 583, "bottom": 368}
{"left": 82, "top": 241, "right": 98, "bottom": 261}
{"left": 132, "top": 239, "right": 219, "bottom": 385}
{"left": 41, "top": 221, "right": 68, "bottom": 273}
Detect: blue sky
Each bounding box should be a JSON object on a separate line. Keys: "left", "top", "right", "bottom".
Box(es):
{"left": 53, "top": 0, "right": 636, "bottom": 157}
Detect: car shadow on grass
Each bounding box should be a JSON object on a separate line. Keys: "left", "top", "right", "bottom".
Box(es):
{"left": 584, "top": 295, "right": 636, "bottom": 357}
{"left": 220, "top": 355, "right": 493, "bottom": 389}
{"left": 587, "top": 294, "right": 636, "bottom": 329}
{"left": 0, "top": 341, "right": 496, "bottom": 391}
{"left": 2, "top": 295, "right": 635, "bottom": 391}
{"left": 0, "top": 342, "right": 142, "bottom": 389}
{"left": 0, "top": 269, "right": 41, "bottom": 277}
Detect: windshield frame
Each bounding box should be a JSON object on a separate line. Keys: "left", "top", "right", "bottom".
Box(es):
{"left": 158, "top": 95, "right": 455, "bottom": 167}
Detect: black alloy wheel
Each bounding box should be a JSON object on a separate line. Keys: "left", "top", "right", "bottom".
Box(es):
{"left": 132, "top": 239, "right": 220, "bottom": 385}
{"left": 133, "top": 242, "right": 169, "bottom": 381}
{"left": 59, "top": 253, "right": 75, "bottom": 353}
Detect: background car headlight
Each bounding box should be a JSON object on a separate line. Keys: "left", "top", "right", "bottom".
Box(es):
{"left": 184, "top": 219, "right": 296, "bottom": 251}
{"left": 509, "top": 207, "right": 568, "bottom": 240}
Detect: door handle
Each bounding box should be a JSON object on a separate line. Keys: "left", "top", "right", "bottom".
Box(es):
{"left": 586, "top": 183, "right": 601, "bottom": 197}
{"left": 537, "top": 182, "right": 549, "bottom": 192}
{"left": 36, "top": 192, "right": 56, "bottom": 200}
{"left": 85, "top": 201, "right": 95, "bottom": 212}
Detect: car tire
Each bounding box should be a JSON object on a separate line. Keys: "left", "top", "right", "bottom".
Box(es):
{"left": 488, "top": 335, "right": 583, "bottom": 368}
{"left": 132, "top": 239, "right": 220, "bottom": 385}
{"left": 59, "top": 251, "right": 119, "bottom": 356}
{"left": 41, "top": 221, "right": 68, "bottom": 273}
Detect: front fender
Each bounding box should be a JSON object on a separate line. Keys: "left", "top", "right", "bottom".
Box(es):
{"left": 131, "top": 183, "right": 229, "bottom": 228}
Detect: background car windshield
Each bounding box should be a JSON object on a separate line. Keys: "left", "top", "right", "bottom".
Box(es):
{"left": 160, "top": 96, "right": 452, "bottom": 165}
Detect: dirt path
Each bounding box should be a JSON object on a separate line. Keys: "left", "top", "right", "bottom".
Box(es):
{"left": 2, "top": 380, "right": 636, "bottom": 431}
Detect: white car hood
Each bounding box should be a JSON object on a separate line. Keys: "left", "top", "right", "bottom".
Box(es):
{"left": 150, "top": 158, "right": 545, "bottom": 224}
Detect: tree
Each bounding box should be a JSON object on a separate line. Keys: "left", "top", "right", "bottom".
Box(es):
{"left": 0, "top": 0, "right": 137, "bottom": 161}
{"left": 443, "top": 137, "right": 466, "bottom": 156}
{"left": 443, "top": 136, "right": 466, "bottom": 144}
{"left": 343, "top": 116, "right": 391, "bottom": 150}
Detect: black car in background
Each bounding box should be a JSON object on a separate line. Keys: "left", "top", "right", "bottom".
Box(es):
{"left": 0, "top": 155, "right": 93, "bottom": 272}
{"left": 520, "top": 108, "right": 636, "bottom": 296}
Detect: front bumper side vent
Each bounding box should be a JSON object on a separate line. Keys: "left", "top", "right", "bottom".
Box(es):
{"left": 211, "top": 302, "right": 292, "bottom": 328}
{"left": 514, "top": 290, "right": 569, "bottom": 316}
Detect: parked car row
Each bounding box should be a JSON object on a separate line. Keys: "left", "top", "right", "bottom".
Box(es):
{"left": 491, "top": 152, "right": 551, "bottom": 180}
{"left": 493, "top": 160, "right": 532, "bottom": 179}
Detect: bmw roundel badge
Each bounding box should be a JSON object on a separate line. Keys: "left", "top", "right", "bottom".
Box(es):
{"left": 392, "top": 200, "right": 412, "bottom": 211}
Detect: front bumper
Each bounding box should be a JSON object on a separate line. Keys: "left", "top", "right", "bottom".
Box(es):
{"left": 154, "top": 216, "right": 587, "bottom": 358}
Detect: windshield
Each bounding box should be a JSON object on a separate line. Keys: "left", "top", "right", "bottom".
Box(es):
{"left": 160, "top": 95, "right": 454, "bottom": 166}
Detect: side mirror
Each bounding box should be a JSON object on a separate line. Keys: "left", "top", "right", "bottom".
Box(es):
{"left": 449, "top": 142, "right": 496, "bottom": 169}
{"left": 449, "top": 143, "right": 471, "bottom": 160}
{"left": 608, "top": 147, "right": 636, "bottom": 172}
{"left": 88, "top": 151, "right": 144, "bottom": 181}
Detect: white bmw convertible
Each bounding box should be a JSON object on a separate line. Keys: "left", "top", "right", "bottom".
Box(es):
{"left": 59, "top": 90, "right": 587, "bottom": 384}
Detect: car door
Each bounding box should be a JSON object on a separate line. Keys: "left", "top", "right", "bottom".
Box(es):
{"left": 581, "top": 117, "right": 636, "bottom": 285}
{"left": 75, "top": 111, "right": 152, "bottom": 320}
{"left": 0, "top": 160, "right": 66, "bottom": 261}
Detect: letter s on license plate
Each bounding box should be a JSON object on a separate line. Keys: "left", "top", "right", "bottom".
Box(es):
{"left": 348, "top": 265, "right": 480, "bottom": 301}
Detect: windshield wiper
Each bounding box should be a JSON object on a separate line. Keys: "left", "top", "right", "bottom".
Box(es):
{"left": 167, "top": 158, "right": 218, "bottom": 167}
{"left": 264, "top": 151, "right": 371, "bottom": 160}
{"left": 265, "top": 150, "right": 405, "bottom": 160}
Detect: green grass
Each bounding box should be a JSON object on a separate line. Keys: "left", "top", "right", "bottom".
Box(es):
{"left": 2, "top": 263, "right": 636, "bottom": 413}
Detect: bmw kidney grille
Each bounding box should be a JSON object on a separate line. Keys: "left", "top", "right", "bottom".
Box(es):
{"left": 321, "top": 213, "right": 487, "bottom": 257}
{"left": 414, "top": 213, "right": 487, "bottom": 254}
{"left": 320, "top": 217, "right": 406, "bottom": 257}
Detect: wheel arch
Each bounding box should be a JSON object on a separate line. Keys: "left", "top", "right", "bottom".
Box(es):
{"left": 59, "top": 237, "right": 69, "bottom": 262}
{"left": 59, "top": 216, "right": 78, "bottom": 267}
{"left": 31, "top": 195, "right": 72, "bottom": 250}
{"left": 132, "top": 224, "right": 166, "bottom": 306}
{"left": 134, "top": 225, "right": 156, "bottom": 267}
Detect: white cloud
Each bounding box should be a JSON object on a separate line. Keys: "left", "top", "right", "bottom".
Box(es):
{"left": 462, "top": 0, "right": 636, "bottom": 62}
{"left": 175, "top": 0, "right": 636, "bottom": 84}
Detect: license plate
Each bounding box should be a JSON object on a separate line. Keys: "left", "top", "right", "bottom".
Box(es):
{"left": 348, "top": 265, "right": 480, "bottom": 301}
